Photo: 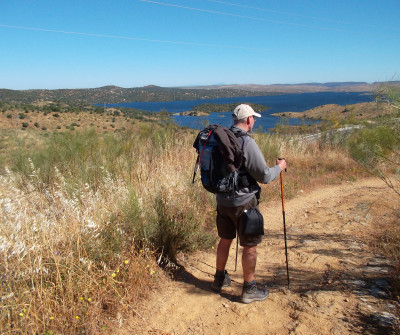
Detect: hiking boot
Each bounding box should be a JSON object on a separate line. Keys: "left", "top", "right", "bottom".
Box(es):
{"left": 211, "top": 270, "right": 231, "bottom": 292}
{"left": 240, "top": 281, "right": 269, "bottom": 304}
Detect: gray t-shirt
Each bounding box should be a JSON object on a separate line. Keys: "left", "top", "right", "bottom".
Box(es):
{"left": 216, "top": 126, "right": 281, "bottom": 207}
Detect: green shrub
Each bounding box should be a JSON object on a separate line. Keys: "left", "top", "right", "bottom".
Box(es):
{"left": 348, "top": 125, "right": 399, "bottom": 175}
{"left": 149, "top": 189, "right": 215, "bottom": 262}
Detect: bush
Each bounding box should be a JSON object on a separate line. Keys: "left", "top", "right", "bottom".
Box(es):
{"left": 147, "top": 187, "right": 214, "bottom": 262}
{"left": 348, "top": 123, "right": 400, "bottom": 196}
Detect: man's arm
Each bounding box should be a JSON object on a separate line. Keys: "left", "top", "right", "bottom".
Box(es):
{"left": 243, "top": 137, "right": 284, "bottom": 184}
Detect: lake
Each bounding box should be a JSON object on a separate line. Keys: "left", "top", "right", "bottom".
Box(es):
{"left": 109, "top": 91, "right": 373, "bottom": 132}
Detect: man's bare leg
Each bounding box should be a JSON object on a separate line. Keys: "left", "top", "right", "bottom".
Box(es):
{"left": 216, "top": 238, "right": 233, "bottom": 271}
{"left": 242, "top": 245, "right": 257, "bottom": 282}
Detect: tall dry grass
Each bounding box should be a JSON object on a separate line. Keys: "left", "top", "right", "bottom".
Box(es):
{"left": 0, "top": 165, "right": 158, "bottom": 333}
{"left": 253, "top": 131, "right": 367, "bottom": 201}
{"left": 0, "top": 124, "right": 215, "bottom": 333}
{"left": 0, "top": 123, "right": 370, "bottom": 333}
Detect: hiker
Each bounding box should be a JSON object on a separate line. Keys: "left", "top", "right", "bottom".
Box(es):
{"left": 211, "top": 104, "right": 287, "bottom": 304}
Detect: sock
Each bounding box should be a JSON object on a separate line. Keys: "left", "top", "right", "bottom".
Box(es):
{"left": 243, "top": 280, "right": 256, "bottom": 287}
{"left": 215, "top": 269, "right": 225, "bottom": 277}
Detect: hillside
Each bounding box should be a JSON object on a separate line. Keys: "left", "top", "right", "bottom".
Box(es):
{"left": 0, "top": 82, "right": 387, "bottom": 105}
{"left": 0, "top": 101, "right": 157, "bottom": 133}
{"left": 272, "top": 102, "right": 395, "bottom": 121}
{"left": 185, "top": 82, "right": 383, "bottom": 93}
{"left": 0, "top": 85, "right": 280, "bottom": 105}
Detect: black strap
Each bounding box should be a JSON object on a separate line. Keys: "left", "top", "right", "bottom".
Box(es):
{"left": 234, "top": 133, "right": 258, "bottom": 190}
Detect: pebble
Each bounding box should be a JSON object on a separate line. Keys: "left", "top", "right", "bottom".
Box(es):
{"left": 346, "top": 279, "right": 366, "bottom": 287}
{"left": 364, "top": 266, "right": 389, "bottom": 274}
{"left": 373, "top": 311, "right": 399, "bottom": 328}
{"left": 370, "top": 286, "right": 389, "bottom": 299}
{"left": 374, "top": 279, "right": 390, "bottom": 289}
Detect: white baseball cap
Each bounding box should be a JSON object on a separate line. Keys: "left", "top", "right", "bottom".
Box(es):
{"left": 232, "top": 104, "right": 261, "bottom": 120}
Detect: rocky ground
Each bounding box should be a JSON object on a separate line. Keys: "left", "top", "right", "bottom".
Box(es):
{"left": 126, "top": 177, "right": 399, "bottom": 335}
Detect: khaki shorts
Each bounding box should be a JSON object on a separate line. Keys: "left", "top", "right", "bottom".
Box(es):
{"left": 216, "top": 196, "right": 263, "bottom": 247}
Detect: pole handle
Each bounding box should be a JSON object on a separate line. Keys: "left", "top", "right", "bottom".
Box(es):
{"left": 278, "top": 157, "right": 287, "bottom": 172}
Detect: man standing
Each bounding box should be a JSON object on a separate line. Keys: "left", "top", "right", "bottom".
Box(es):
{"left": 211, "top": 104, "right": 287, "bottom": 304}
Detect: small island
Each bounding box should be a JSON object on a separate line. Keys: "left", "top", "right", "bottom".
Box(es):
{"left": 175, "top": 103, "right": 269, "bottom": 116}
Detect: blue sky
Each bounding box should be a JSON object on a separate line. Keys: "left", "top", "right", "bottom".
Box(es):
{"left": 1, "top": 0, "right": 399, "bottom": 89}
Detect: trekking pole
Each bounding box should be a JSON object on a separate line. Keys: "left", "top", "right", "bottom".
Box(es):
{"left": 280, "top": 170, "right": 290, "bottom": 289}
{"left": 235, "top": 231, "right": 239, "bottom": 271}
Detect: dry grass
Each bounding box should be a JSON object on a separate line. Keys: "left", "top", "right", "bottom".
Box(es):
{"left": 0, "top": 125, "right": 215, "bottom": 333}
{"left": 253, "top": 132, "right": 367, "bottom": 202}
{"left": 0, "top": 121, "right": 390, "bottom": 334}
{"left": 0, "top": 164, "right": 162, "bottom": 333}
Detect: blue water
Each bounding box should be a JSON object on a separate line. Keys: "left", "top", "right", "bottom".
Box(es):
{"left": 108, "top": 91, "right": 372, "bottom": 132}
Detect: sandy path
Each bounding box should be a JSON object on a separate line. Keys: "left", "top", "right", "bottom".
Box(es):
{"left": 130, "top": 178, "right": 399, "bottom": 334}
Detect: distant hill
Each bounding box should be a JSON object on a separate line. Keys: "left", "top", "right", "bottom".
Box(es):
{"left": 0, "top": 85, "right": 279, "bottom": 105}
{"left": 0, "top": 82, "right": 386, "bottom": 105}
{"left": 190, "top": 82, "right": 382, "bottom": 93}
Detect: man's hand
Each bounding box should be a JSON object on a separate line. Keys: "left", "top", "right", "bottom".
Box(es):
{"left": 277, "top": 158, "right": 287, "bottom": 172}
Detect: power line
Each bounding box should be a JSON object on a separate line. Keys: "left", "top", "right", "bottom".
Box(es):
{"left": 206, "top": 0, "right": 342, "bottom": 24}
{"left": 0, "top": 24, "right": 261, "bottom": 50}
{"left": 138, "top": 0, "right": 355, "bottom": 33}
{"left": 139, "top": 0, "right": 265, "bottom": 21}
{"left": 207, "top": 0, "right": 400, "bottom": 32}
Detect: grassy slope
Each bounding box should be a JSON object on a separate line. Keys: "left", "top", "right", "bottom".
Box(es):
{"left": 1, "top": 99, "right": 398, "bottom": 334}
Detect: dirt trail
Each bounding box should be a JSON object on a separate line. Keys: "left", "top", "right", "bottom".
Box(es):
{"left": 131, "top": 178, "right": 399, "bottom": 334}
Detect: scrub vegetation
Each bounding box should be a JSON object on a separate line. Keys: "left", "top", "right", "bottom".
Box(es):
{"left": 0, "top": 83, "right": 399, "bottom": 333}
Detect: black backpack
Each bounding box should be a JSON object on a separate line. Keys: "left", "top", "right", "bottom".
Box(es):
{"left": 192, "top": 125, "right": 245, "bottom": 194}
